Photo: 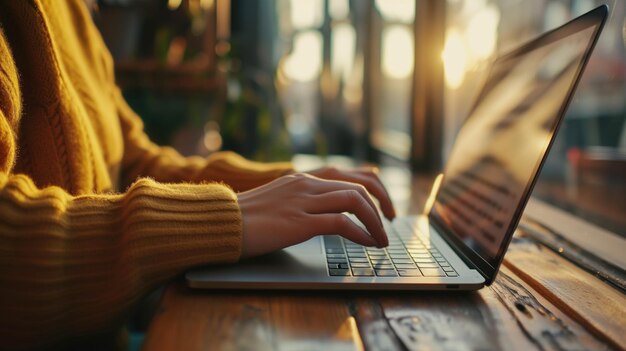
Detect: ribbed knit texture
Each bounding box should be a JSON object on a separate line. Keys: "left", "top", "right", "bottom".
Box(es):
{"left": 0, "top": 0, "right": 293, "bottom": 349}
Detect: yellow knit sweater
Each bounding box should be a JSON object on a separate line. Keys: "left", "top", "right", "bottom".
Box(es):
{"left": 0, "top": 0, "right": 292, "bottom": 349}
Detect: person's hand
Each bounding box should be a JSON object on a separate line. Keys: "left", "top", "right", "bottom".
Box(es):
{"left": 237, "top": 173, "right": 389, "bottom": 258}
{"left": 305, "top": 166, "right": 396, "bottom": 220}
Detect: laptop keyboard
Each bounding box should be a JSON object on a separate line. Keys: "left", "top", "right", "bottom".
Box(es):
{"left": 323, "top": 221, "right": 458, "bottom": 278}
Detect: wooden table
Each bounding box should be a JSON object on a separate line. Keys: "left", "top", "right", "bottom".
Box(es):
{"left": 141, "top": 176, "right": 626, "bottom": 351}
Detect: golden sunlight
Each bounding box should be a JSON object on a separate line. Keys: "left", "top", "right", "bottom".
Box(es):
{"left": 283, "top": 31, "right": 323, "bottom": 82}
{"left": 382, "top": 25, "right": 414, "bottom": 80}
{"left": 442, "top": 29, "right": 467, "bottom": 89}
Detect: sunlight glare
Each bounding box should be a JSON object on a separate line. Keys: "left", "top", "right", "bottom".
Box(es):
{"left": 329, "top": 0, "right": 350, "bottom": 20}
{"left": 442, "top": 29, "right": 467, "bottom": 89}
{"left": 466, "top": 5, "right": 500, "bottom": 61}
{"left": 290, "top": 0, "right": 324, "bottom": 29}
{"left": 283, "top": 31, "right": 323, "bottom": 82}
{"left": 375, "top": 0, "right": 415, "bottom": 23}
{"left": 382, "top": 25, "right": 414, "bottom": 80}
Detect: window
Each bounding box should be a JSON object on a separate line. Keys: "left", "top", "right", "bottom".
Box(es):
{"left": 276, "top": 0, "right": 417, "bottom": 162}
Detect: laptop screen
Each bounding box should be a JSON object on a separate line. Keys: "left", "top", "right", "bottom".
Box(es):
{"left": 429, "top": 7, "right": 606, "bottom": 274}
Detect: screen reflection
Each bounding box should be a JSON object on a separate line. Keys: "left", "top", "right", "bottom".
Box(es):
{"left": 431, "top": 25, "right": 598, "bottom": 264}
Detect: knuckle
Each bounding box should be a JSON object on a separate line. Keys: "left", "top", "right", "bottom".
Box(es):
{"left": 289, "top": 173, "right": 313, "bottom": 186}
{"left": 284, "top": 173, "right": 301, "bottom": 182}
{"left": 345, "top": 189, "right": 363, "bottom": 205}
{"left": 353, "top": 184, "right": 368, "bottom": 196}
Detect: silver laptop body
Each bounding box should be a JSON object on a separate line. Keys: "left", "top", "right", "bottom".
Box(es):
{"left": 186, "top": 5, "right": 608, "bottom": 291}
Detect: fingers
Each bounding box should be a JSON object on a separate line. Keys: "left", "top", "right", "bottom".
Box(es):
{"left": 309, "top": 167, "right": 396, "bottom": 220}
{"left": 311, "top": 214, "right": 379, "bottom": 247}
{"left": 345, "top": 169, "right": 396, "bottom": 220}
{"left": 303, "top": 178, "right": 383, "bottom": 225}
{"left": 238, "top": 172, "right": 391, "bottom": 259}
{"left": 308, "top": 190, "right": 388, "bottom": 247}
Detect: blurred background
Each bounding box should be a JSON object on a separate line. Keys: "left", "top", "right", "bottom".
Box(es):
{"left": 92, "top": 0, "right": 625, "bottom": 235}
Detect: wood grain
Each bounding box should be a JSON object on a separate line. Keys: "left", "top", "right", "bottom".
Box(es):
{"left": 491, "top": 266, "right": 609, "bottom": 351}
{"left": 504, "top": 238, "right": 626, "bottom": 351}
{"left": 267, "top": 295, "right": 363, "bottom": 351}
{"left": 379, "top": 292, "right": 506, "bottom": 351}
{"left": 141, "top": 286, "right": 364, "bottom": 351}
{"left": 350, "top": 297, "right": 406, "bottom": 351}
{"left": 141, "top": 285, "right": 275, "bottom": 351}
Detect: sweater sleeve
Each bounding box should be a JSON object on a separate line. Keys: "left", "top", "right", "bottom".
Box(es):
{"left": 0, "top": 30, "right": 242, "bottom": 349}
{"left": 0, "top": 174, "right": 241, "bottom": 349}
{"left": 114, "top": 87, "right": 294, "bottom": 192}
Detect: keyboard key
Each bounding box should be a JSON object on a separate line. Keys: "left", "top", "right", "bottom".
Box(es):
{"left": 324, "top": 236, "right": 342, "bottom": 246}
{"left": 368, "top": 252, "right": 389, "bottom": 258}
{"left": 328, "top": 259, "right": 348, "bottom": 264}
{"left": 372, "top": 264, "right": 394, "bottom": 270}
{"left": 375, "top": 270, "right": 398, "bottom": 277}
{"left": 389, "top": 253, "right": 411, "bottom": 260}
{"left": 442, "top": 266, "right": 456, "bottom": 273}
{"left": 327, "top": 263, "right": 340, "bottom": 269}
{"left": 351, "top": 262, "right": 372, "bottom": 268}
{"left": 413, "top": 258, "right": 436, "bottom": 264}
{"left": 420, "top": 267, "right": 446, "bottom": 277}
{"left": 398, "top": 269, "right": 422, "bottom": 277}
{"left": 326, "top": 254, "right": 346, "bottom": 259}
{"left": 407, "top": 249, "right": 428, "bottom": 254}
{"left": 435, "top": 257, "right": 448, "bottom": 263}
{"left": 405, "top": 241, "right": 422, "bottom": 247}
{"left": 446, "top": 272, "right": 459, "bottom": 277}
{"left": 405, "top": 243, "right": 425, "bottom": 248}
{"left": 326, "top": 248, "right": 344, "bottom": 254}
{"left": 347, "top": 252, "right": 367, "bottom": 258}
{"left": 371, "top": 259, "right": 392, "bottom": 265}
{"left": 417, "top": 263, "right": 439, "bottom": 268}
{"left": 352, "top": 268, "right": 375, "bottom": 276}
{"left": 391, "top": 258, "right": 413, "bottom": 264}
{"left": 349, "top": 258, "right": 369, "bottom": 263}
{"left": 395, "top": 263, "right": 417, "bottom": 269}
{"left": 411, "top": 253, "right": 432, "bottom": 259}
{"left": 338, "top": 264, "right": 349, "bottom": 269}
{"left": 346, "top": 248, "right": 365, "bottom": 253}
{"left": 329, "top": 269, "right": 350, "bottom": 276}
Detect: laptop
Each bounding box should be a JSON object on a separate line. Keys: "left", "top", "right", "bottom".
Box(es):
{"left": 186, "top": 5, "right": 608, "bottom": 291}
